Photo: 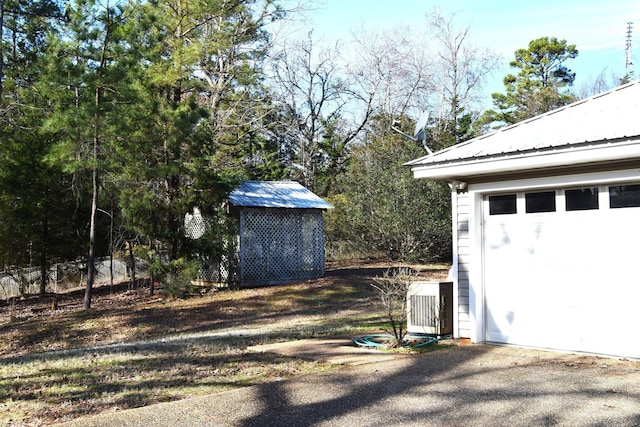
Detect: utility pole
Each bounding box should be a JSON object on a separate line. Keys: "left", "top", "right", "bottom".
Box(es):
{"left": 626, "top": 22, "right": 634, "bottom": 79}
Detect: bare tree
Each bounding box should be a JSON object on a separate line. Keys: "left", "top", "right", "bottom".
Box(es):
{"left": 371, "top": 267, "right": 419, "bottom": 347}
{"left": 347, "top": 10, "right": 497, "bottom": 146}
{"left": 350, "top": 25, "right": 435, "bottom": 121}
{"left": 427, "top": 9, "right": 499, "bottom": 144}
{"left": 196, "top": 0, "right": 286, "bottom": 132}
{"left": 574, "top": 69, "right": 624, "bottom": 99}
{"left": 269, "top": 31, "right": 375, "bottom": 192}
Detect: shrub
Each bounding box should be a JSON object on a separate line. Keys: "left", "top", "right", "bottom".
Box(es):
{"left": 370, "top": 267, "right": 419, "bottom": 347}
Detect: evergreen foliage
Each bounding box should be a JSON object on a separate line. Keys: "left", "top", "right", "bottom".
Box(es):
{"left": 479, "top": 37, "right": 579, "bottom": 129}
{"left": 325, "top": 115, "right": 452, "bottom": 263}
{"left": 0, "top": 4, "right": 523, "bottom": 302}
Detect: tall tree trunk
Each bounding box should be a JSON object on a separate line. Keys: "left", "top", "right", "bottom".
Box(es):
{"left": 108, "top": 197, "right": 114, "bottom": 293}
{"left": 149, "top": 241, "right": 158, "bottom": 296}
{"left": 84, "top": 85, "right": 102, "bottom": 309}
{"left": 128, "top": 240, "right": 136, "bottom": 290}
{"left": 0, "top": 0, "right": 4, "bottom": 101}
{"left": 39, "top": 210, "right": 48, "bottom": 297}
{"left": 165, "top": 169, "right": 180, "bottom": 261}
{"left": 84, "top": 130, "right": 99, "bottom": 309}
{"left": 84, "top": 6, "right": 111, "bottom": 308}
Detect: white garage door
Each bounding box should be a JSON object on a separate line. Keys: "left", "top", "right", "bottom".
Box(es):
{"left": 483, "top": 184, "right": 640, "bottom": 359}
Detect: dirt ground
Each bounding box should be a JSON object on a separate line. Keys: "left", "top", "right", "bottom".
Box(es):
{"left": 0, "top": 261, "right": 454, "bottom": 426}
{"left": 3, "top": 261, "right": 640, "bottom": 426}
{"left": 0, "top": 261, "right": 449, "bottom": 357}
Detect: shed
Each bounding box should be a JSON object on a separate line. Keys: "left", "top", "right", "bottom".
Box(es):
{"left": 406, "top": 80, "right": 640, "bottom": 359}
{"left": 228, "top": 181, "right": 333, "bottom": 286}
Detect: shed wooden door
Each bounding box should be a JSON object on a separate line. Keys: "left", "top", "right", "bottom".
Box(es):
{"left": 482, "top": 186, "right": 640, "bottom": 358}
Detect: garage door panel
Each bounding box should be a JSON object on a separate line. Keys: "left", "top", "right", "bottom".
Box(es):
{"left": 484, "top": 195, "right": 640, "bottom": 358}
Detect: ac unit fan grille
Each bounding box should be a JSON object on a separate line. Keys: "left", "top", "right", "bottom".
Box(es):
{"left": 410, "top": 294, "right": 437, "bottom": 328}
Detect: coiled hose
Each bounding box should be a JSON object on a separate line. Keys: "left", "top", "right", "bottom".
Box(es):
{"left": 352, "top": 333, "right": 446, "bottom": 349}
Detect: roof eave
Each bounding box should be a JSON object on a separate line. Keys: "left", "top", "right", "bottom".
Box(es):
{"left": 411, "top": 139, "right": 640, "bottom": 181}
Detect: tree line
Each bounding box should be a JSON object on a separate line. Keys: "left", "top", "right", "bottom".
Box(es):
{"left": 0, "top": 0, "right": 623, "bottom": 307}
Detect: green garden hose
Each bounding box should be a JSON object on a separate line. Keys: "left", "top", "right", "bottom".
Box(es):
{"left": 352, "top": 333, "right": 445, "bottom": 349}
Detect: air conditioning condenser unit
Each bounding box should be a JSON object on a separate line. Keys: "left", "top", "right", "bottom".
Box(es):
{"left": 407, "top": 281, "right": 453, "bottom": 335}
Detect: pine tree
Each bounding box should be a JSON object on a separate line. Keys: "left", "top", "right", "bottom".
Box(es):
{"left": 0, "top": 0, "right": 72, "bottom": 297}
{"left": 480, "top": 37, "right": 578, "bottom": 128}
{"left": 117, "top": 0, "right": 283, "bottom": 262}
{"left": 42, "top": 0, "right": 137, "bottom": 308}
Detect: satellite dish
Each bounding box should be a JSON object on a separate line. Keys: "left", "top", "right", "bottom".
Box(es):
{"left": 391, "top": 110, "right": 433, "bottom": 155}
{"left": 413, "top": 111, "right": 430, "bottom": 140}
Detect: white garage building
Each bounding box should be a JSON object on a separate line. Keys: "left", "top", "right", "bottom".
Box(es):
{"left": 406, "top": 81, "right": 640, "bottom": 359}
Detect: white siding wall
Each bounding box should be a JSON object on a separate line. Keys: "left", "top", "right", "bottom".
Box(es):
{"left": 455, "top": 191, "right": 471, "bottom": 338}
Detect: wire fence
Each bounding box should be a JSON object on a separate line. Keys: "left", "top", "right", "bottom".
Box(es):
{"left": 0, "top": 257, "right": 150, "bottom": 300}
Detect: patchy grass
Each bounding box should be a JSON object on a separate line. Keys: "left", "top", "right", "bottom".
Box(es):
{"left": 0, "top": 342, "right": 336, "bottom": 425}
{"left": 0, "top": 262, "right": 449, "bottom": 426}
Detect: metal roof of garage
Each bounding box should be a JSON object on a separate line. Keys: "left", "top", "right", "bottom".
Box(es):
{"left": 406, "top": 80, "right": 640, "bottom": 180}
{"left": 228, "top": 181, "right": 333, "bottom": 209}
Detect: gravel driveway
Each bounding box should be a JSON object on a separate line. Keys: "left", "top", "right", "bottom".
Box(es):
{"left": 58, "top": 343, "right": 640, "bottom": 426}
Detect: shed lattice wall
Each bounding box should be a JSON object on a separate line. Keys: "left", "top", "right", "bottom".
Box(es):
{"left": 239, "top": 208, "right": 325, "bottom": 285}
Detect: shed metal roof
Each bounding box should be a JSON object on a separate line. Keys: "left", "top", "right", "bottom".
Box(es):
{"left": 406, "top": 80, "right": 640, "bottom": 180}
{"left": 228, "top": 181, "right": 334, "bottom": 209}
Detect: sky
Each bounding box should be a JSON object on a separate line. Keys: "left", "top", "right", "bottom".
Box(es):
{"left": 302, "top": 0, "right": 640, "bottom": 107}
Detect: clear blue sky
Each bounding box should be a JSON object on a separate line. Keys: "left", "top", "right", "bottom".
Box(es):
{"left": 305, "top": 0, "right": 640, "bottom": 104}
